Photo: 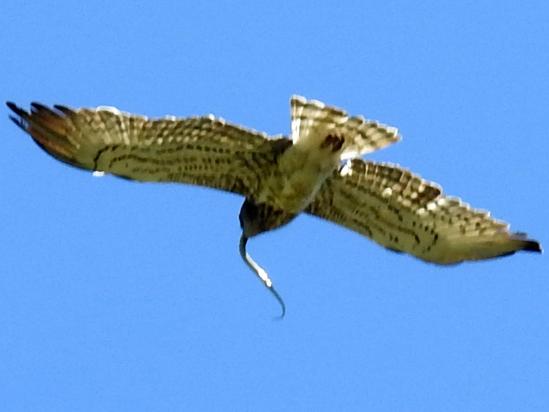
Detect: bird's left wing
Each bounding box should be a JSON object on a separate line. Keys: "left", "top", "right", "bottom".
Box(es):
{"left": 306, "top": 159, "right": 541, "bottom": 264}
{"left": 7, "top": 102, "right": 290, "bottom": 198}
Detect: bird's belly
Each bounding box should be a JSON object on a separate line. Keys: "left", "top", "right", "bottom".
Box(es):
{"left": 258, "top": 147, "right": 339, "bottom": 213}
{"left": 276, "top": 170, "right": 325, "bottom": 212}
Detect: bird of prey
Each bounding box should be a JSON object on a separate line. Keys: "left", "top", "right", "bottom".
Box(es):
{"left": 7, "top": 96, "right": 541, "bottom": 316}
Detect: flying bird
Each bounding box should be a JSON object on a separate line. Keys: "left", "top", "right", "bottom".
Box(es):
{"left": 7, "top": 97, "right": 541, "bottom": 317}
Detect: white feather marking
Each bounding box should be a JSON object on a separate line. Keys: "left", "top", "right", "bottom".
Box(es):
{"left": 427, "top": 202, "right": 437, "bottom": 211}
{"left": 340, "top": 161, "right": 354, "bottom": 177}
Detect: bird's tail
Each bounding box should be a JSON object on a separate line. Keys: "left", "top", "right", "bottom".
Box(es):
{"left": 290, "top": 96, "right": 400, "bottom": 159}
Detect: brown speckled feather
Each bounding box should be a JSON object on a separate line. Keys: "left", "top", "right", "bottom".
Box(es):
{"left": 7, "top": 101, "right": 290, "bottom": 199}
{"left": 306, "top": 159, "right": 541, "bottom": 264}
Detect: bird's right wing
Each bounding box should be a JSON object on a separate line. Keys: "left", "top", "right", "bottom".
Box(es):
{"left": 7, "top": 102, "right": 291, "bottom": 198}
{"left": 306, "top": 159, "right": 541, "bottom": 264}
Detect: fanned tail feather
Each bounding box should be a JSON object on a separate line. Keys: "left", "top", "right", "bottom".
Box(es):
{"left": 290, "top": 95, "right": 400, "bottom": 159}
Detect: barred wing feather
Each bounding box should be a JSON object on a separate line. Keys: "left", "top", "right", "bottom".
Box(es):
{"left": 306, "top": 159, "right": 541, "bottom": 264}
{"left": 7, "top": 102, "right": 289, "bottom": 198}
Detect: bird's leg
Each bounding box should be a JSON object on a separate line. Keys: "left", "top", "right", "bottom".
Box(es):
{"left": 239, "top": 234, "right": 286, "bottom": 318}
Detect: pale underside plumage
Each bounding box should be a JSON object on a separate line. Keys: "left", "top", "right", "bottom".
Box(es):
{"left": 7, "top": 96, "right": 541, "bottom": 317}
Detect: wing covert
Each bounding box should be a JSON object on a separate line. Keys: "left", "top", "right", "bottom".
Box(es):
{"left": 7, "top": 102, "right": 290, "bottom": 198}
{"left": 306, "top": 159, "right": 541, "bottom": 264}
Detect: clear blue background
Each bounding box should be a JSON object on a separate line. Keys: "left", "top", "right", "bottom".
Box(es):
{"left": 1, "top": 1, "right": 547, "bottom": 410}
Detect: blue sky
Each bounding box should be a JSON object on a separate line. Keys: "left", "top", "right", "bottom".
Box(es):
{"left": 1, "top": 1, "right": 547, "bottom": 411}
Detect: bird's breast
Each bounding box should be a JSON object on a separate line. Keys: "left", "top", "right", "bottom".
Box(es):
{"left": 257, "top": 144, "right": 340, "bottom": 213}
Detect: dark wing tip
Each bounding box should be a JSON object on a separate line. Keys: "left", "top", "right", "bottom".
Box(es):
{"left": 7, "top": 101, "right": 84, "bottom": 168}
{"left": 6, "top": 101, "right": 19, "bottom": 111}
{"left": 511, "top": 232, "right": 543, "bottom": 253}
{"left": 31, "top": 101, "right": 48, "bottom": 111}
{"left": 30, "top": 101, "right": 62, "bottom": 118}
{"left": 6, "top": 101, "right": 28, "bottom": 117}
{"left": 8, "top": 114, "right": 27, "bottom": 131}
{"left": 7, "top": 102, "right": 30, "bottom": 131}
{"left": 512, "top": 232, "right": 542, "bottom": 254}
{"left": 53, "top": 104, "right": 75, "bottom": 115}
{"left": 523, "top": 240, "right": 542, "bottom": 253}
{"left": 7, "top": 101, "right": 62, "bottom": 121}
